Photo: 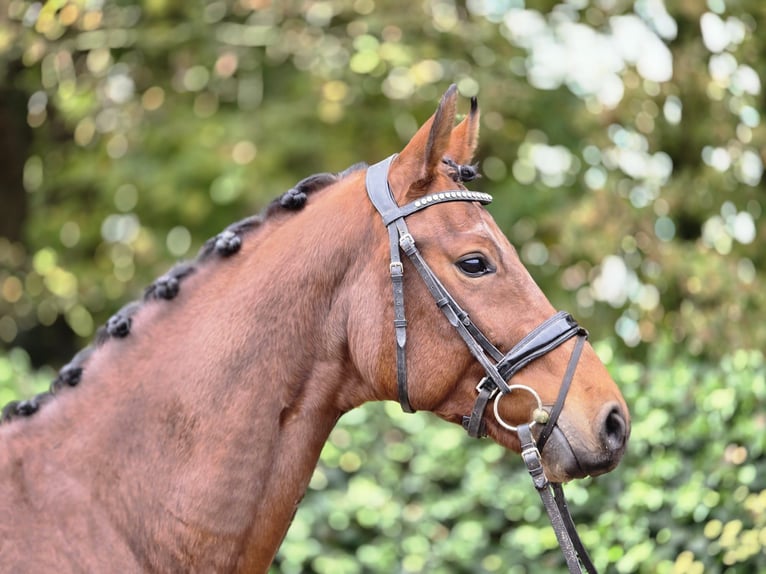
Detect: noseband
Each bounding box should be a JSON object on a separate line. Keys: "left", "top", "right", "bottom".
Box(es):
{"left": 366, "top": 155, "right": 597, "bottom": 574}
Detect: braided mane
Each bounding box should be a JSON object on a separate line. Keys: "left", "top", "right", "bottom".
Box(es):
{"left": 0, "top": 164, "right": 366, "bottom": 425}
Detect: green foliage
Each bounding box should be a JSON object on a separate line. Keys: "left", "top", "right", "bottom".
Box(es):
{"left": 273, "top": 341, "right": 766, "bottom": 573}
{"left": 1, "top": 340, "right": 763, "bottom": 572}
{"left": 0, "top": 0, "right": 763, "bottom": 359}
{"left": 0, "top": 347, "right": 53, "bottom": 408}
{"left": 1, "top": 1, "right": 765, "bottom": 572}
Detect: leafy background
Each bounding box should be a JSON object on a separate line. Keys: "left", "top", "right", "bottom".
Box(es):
{"left": 0, "top": 0, "right": 764, "bottom": 572}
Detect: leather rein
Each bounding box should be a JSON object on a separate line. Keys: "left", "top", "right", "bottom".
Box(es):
{"left": 366, "top": 155, "right": 597, "bottom": 574}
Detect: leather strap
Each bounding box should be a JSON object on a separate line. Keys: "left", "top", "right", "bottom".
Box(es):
{"left": 496, "top": 312, "right": 584, "bottom": 381}
{"left": 366, "top": 156, "right": 497, "bottom": 413}
{"left": 367, "top": 155, "right": 491, "bottom": 225}
{"left": 366, "top": 156, "right": 399, "bottom": 223}
{"left": 552, "top": 483, "right": 598, "bottom": 574}
{"left": 461, "top": 380, "right": 495, "bottom": 438}
{"left": 536, "top": 333, "right": 586, "bottom": 453}
{"left": 365, "top": 153, "right": 597, "bottom": 573}
{"left": 463, "top": 313, "right": 585, "bottom": 438}
{"left": 519, "top": 424, "right": 597, "bottom": 574}
{"left": 389, "top": 223, "right": 412, "bottom": 413}
{"left": 401, "top": 241, "right": 511, "bottom": 393}
{"left": 367, "top": 157, "right": 414, "bottom": 412}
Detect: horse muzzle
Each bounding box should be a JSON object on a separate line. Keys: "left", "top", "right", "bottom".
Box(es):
{"left": 538, "top": 401, "right": 630, "bottom": 482}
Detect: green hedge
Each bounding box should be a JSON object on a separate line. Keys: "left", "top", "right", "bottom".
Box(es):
{"left": 269, "top": 339, "right": 765, "bottom": 573}
{"left": 4, "top": 337, "right": 762, "bottom": 573}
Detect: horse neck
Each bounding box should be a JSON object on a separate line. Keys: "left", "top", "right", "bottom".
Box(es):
{"left": 10, "top": 176, "right": 376, "bottom": 571}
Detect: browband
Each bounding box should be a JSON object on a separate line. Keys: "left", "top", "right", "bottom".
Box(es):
{"left": 367, "top": 155, "right": 492, "bottom": 224}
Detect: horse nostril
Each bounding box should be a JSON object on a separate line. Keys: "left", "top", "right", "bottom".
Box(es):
{"left": 602, "top": 405, "right": 628, "bottom": 453}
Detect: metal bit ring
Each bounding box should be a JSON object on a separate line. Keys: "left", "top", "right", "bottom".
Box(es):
{"left": 493, "top": 384, "right": 547, "bottom": 433}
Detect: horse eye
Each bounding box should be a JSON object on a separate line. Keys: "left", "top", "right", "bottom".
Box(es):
{"left": 456, "top": 256, "right": 493, "bottom": 277}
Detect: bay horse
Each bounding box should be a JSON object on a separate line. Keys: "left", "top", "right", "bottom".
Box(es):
{"left": 0, "top": 86, "right": 629, "bottom": 573}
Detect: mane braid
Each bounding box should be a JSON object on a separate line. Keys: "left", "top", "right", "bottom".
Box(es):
{"left": 0, "top": 162, "right": 364, "bottom": 426}
{"left": 443, "top": 158, "right": 480, "bottom": 183}
{"left": 144, "top": 262, "right": 197, "bottom": 301}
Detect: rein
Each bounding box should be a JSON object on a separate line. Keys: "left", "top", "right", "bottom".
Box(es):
{"left": 365, "top": 155, "right": 597, "bottom": 574}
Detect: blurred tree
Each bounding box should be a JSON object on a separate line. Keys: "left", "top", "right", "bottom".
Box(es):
{"left": 1, "top": 0, "right": 765, "bottom": 571}
{"left": 0, "top": 63, "right": 30, "bottom": 243}
{"left": 0, "top": 0, "right": 763, "bottom": 364}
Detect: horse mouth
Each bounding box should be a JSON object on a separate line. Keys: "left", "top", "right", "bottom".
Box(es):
{"left": 537, "top": 425, "right": 625, "bottom": 483}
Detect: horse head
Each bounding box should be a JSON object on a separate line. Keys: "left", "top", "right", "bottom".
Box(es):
{"left": 0, "top": 84, "right": 629, "bottom": 573}
{"left": 355, "top": 85, "right": 629, "bottom": 482}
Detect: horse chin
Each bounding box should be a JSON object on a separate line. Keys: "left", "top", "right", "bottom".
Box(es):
{"left": 487, "top": 424, "right": 587, "bottom": 483}
{"left": 537, "top": 426, "right": 588, "bottom": 483}
{"left": 538, "top": 425, "right": 621, "bottom": 482}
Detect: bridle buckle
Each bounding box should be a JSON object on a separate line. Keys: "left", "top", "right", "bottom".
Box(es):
{"left": 475, "top": 377, "right": 499, "bottom": 399}
{"left": 398, "top": 233, "right": 415, "bottom": 252}
{"left": 519, "top": 424, "right": 549, "bottom": 488}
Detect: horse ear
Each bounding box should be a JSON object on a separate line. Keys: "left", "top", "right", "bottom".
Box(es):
{"left": 389, "top": 84, "right": 458, "bottom": 203}
{"left": 447, "top": 96, "right": 480, "bottom": 165}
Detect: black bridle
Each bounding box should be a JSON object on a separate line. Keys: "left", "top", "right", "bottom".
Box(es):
{"left": 366, "top": 155, "right": 597, "bottom": 574}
